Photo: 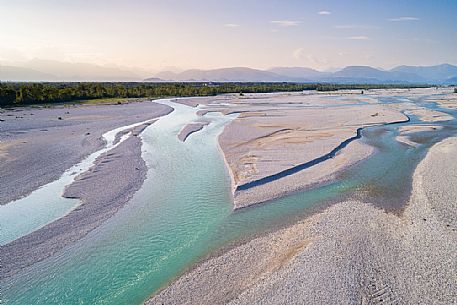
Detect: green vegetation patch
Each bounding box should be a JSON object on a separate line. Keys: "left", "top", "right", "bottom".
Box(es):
{"left": 0, "top": 82, "right": 431, "bottom": 107}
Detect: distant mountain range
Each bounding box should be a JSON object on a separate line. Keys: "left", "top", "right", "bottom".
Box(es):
{"left": 0, "top": 59, "right": 143, "bottom": 82}
{"left": 153, "top": 67, "right": 287, "bottom": 83}
{"left": 145, "top": 64, "right": 457, "bottom": 84}
{"left": 1, "top": 60, "right": 457, "bottom": 84}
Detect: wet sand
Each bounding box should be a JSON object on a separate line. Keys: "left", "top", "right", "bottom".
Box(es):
{"left": 396, "top": 125, "right": 443, "bottom": 147}
{"left": 147, "top": 136, "right": 457, "bottom": 305}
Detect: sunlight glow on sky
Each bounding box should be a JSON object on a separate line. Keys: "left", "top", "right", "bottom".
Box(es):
{"left": 0, "top": 0, "right": 456, "bottom": 72}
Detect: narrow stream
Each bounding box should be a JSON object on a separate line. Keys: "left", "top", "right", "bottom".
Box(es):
{"left": 2, "top": 94, "right": 456, "bottom": 305}
{"left": 0, "top": 118, "right": 156, "bottom": 245}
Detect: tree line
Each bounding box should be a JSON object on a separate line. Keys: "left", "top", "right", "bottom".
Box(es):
{"left": 0, "top": 82, "right": 430, "bottom": 107}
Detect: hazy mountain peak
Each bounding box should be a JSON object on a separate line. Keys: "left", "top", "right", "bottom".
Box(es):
{"left": 152, "top": 67, "right": 287, "bottom": 82}
{"left": 0, "top": 65, "right": 57, "bottom": 81}
{"left": 267, "top": 67, "right": 326, "bottom": 79}
{"left": 390, "top": 63, "right": 457, "bottom": 81}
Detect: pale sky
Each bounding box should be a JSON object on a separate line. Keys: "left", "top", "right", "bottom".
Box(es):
{"left": 1, "top": 0, "right": 456, "bottom": 72}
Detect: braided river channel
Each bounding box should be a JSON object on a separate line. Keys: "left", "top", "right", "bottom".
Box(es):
{"left": 2, "top": 93, "right": 456, "bottom": 304}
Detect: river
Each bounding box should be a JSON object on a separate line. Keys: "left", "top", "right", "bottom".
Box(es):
{"left": 2, "top": 93, "right": 456, "bottom": 304}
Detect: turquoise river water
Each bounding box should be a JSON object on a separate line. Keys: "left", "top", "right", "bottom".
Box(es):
{"left": 2, "top": 94, "right": 456, "bottom": 304}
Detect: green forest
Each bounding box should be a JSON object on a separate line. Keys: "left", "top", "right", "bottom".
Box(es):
{"left": 0, "top": 82, "right": 430, "bottom": 107}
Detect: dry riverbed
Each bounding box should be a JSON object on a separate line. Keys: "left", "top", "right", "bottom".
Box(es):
{"left": 0, "top": 101, "right": 172, "bottom": 205}
{"left": 182, "top": 88, "right": 456, "bottom": 209}
{"left": 181, "top": 89, "right": 449, "bottom": 208}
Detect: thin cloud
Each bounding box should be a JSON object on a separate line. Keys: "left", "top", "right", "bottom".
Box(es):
{"left": 293, "top": 48, "right": 305, "bottom": 59}
{"left": 346, "top": 36, "right": 370, "bottom": 40}
{"left": 270, "top": 20, "right": 301, "bottom": 27}
{"left": 396, "top": 37, "right": 437, "bottom": 44}
{"left": 388, "top": 16, "right": 419, "bottom": 21}
{"left": 334, "top": 25, "right": 380, "bottom": 29}
{"left": 292, "top": 48, "right": 329, "bottom": 67}
{"left": 318, "top": 11, "right": 331, "bottom": 15}
{"left": 224, "top": 23, "right": 241, "bottom": 27}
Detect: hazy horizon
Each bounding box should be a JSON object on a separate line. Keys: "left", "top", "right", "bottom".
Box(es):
{"left": 1, "top": 0, "right": 457, "bottom": 79}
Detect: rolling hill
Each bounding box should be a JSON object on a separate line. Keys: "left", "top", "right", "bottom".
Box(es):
{"left": 146, "top": 64, "right": 457, "bottom": 84}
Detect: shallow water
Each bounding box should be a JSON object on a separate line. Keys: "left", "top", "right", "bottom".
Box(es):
{"left": 2, "top": 94, "right": 456, "bottom": 305}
